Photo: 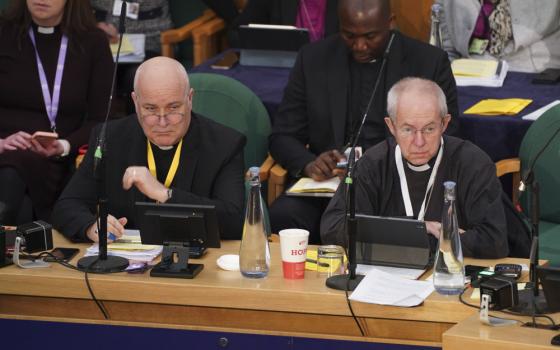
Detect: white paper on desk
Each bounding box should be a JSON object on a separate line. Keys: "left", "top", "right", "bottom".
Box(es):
{"left": 349, "top": 268, "right": 434, "bottom": 307}
{"left": 85, "top": 229, "right": 162, "bottom": 262}
{"left": 454, "top": 60, "right": 508, "bottom": 87}
{"left": 356, "top": 264, "right": 426, "bottom": 280}
{"left": 521, "top": 100, "right": 560, "bottom": 120}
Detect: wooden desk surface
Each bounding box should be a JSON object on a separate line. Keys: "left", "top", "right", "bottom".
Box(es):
{"left": 0, "top": 232, "right": 531, "bottom": 346}
{"left": 443, "top": 314, "right": 560, "bottom": 350}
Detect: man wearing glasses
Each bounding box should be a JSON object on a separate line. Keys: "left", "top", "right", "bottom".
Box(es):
{"left": 321, "top": 77, "right": 509, "bottom": 258}
{"left": 52, "top": 57, "right": 246, "bottom": 242}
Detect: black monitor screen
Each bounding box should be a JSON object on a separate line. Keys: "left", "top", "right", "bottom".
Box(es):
{"left": 135, "top": 202, "right": 221, "bottom": 248}
{"left": 537, "top": 265, "right": 560, "bottom": 312}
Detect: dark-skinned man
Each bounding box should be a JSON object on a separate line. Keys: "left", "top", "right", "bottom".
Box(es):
{"left": 269, "top": 0, "right": 459, "bottom": 244}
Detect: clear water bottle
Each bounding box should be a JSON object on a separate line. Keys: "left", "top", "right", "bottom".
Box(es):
{"left": 239, "top": 167, "right": 270, "bottom": 278}
{"left": 433, "top": 181, "right": 464, "bottom": 295}
{"left": 429, "top": 3, "right": 443, "bottom": 49}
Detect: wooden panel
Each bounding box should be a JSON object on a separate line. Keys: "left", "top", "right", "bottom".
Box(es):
{"left": 443, "top": 314, "right": 560, "bottom": 350}
{"left": 391, "top": 0, "right": 433, "bottom": 42}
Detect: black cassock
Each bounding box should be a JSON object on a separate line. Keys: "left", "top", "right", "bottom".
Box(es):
{"left": 321, "top": 135, "right": 510, "bottom": 259}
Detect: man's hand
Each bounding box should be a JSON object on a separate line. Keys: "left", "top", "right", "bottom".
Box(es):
{"left": 0, "top": 131, "right": 32, "bottom": 154}
{"left": 426, "top": 221, "right": 466, "bottom": 239}
{"left": 304, "top": 150, "right": 346, "bottom": 181}
{"left": 97, "top": 22, "right": 119, "bottom": 43}
{"left": 30, "top": 139, "right": 64, "bottom": 157}
{"left": 86, "top": 215, "right": 127, "bottom": 242}
{"left": 122, "top": 166, "right": 169, "bottom": 202}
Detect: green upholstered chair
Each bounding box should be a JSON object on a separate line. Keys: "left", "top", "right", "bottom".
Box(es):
{"left": 162, "top": 0, "right": 215, "bottom": 69}
{"left": 497, "top": 105, "right": 560, "bottom": 265}
{"left": 189, "top": 72, "right": 271, "bottom": 173}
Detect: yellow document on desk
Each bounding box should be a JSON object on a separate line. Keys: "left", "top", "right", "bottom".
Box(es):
{"left": 464, "top": 98, "right": 532, "bottom": 116}
{"left": 452, "top": 59, "right": 498, "bottom": 77}
{"left": 110, "top": 35, "right": 135, "bottom": 55}
{"left": 287, "top": 177, "right": 340, "bottom": 196}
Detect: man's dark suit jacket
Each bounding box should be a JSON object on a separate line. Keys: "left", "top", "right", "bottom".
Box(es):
{"left": 269, "top": 31, "right": 459, "bottom": 177}
{"left": 51, "top": 113, "right": 246, "bottom": 241}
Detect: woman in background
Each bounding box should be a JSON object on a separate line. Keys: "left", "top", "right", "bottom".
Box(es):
{"left": 0, "top": 0, "right": 113, "bottom": 224}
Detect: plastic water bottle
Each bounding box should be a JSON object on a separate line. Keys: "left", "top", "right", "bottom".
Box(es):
{"left": 429, "top": 3, "right": 443, "bottom": 49}
{"left": 433, "top": 181, "right": 465, "bottom": 295}
{"left": 239, "top": 167, "right": 270, "bottom": 278}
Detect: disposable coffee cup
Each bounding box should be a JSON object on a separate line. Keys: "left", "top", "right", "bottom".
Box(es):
{"left": 279, "top": 229, "right": 309, "bottom": 279}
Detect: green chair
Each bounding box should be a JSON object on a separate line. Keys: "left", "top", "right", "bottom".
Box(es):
{"left": 162, "top": 0, "right": 214, "bottom": 69}
{"left": 189, "top": 72, "right": 272, "bottom": 172}
{"left": 497, "top": 105, "right": 560, "bottom": 265}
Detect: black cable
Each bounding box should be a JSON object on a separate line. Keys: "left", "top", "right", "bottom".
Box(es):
{"left": 345, "top": 276, "right": 365, "bottom": 336}
{"left": 84, "top": 257, "right": 109, "bottom": 320}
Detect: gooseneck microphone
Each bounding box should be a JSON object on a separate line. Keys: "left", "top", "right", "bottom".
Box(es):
{"left": 512, "top": 117, "right": 560, "bottom": 314}
{"left": 326, "top": 33, "right": 395, "bottom": 291}
{"left": 78, "top": 1, "right": 129, "bottom": 273}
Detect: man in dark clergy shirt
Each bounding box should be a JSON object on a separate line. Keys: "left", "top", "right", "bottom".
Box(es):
{"left": 52, "top": 57, "right": 246, "bottom": 242}
{"left": 269, "top": 0, "right": 459, "bottom": 243}
{"left": 321, "top": 77, "right": 508, "bottom": 258}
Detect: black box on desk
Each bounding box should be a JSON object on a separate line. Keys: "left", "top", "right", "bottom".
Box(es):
{"left": 480, "top": 276, "right": 519, "bottom": 310}
{"left": 17, "top": 221, "right": 53, "bottom": 253}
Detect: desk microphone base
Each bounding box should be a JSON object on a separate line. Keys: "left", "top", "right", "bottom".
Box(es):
{"left": 78, "top": 255, "right": 129, "bottom": 273}
{"left": 326, "top": 274, "right": 364, "bottom": 291}
{"left": 509, "top": 288, "right": 551, "bottom": 315}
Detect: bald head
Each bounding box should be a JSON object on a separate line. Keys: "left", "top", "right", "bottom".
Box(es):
{"left": 338, "top": 0, "right": 391, "bottom": 19}
{"left": 133, "top": 56, "right": 189, "bottom": 98}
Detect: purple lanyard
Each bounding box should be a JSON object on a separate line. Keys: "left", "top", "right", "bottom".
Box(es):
{"left": 28, "top": 27, "right": 68, "bottom": 131}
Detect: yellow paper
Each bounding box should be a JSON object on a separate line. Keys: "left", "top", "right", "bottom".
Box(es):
{"left": 288, "top": 177, "right": 340, "bottom": 194}
{"left": 110, "top": 35, "right": 135, "bottom": 55}
{"left": 464, "top": 98, "right": 532, "bottom": 116}
{"left": 452, "top": 59, "right": 498, "bottom": 77}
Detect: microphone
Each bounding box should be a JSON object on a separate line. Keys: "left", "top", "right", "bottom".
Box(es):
{"left": 78, "top": 1, "right": 129, "bottom": 273}
{"left": 93, "top": 0, "right": 128, "bottom": 176}
{"left": 326, "top": 33, "right": 395, "bottom": 291}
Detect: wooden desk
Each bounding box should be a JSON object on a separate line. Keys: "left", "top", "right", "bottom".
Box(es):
{"left": 0, "top": 232, "right": 530, "bottom": 347}
{"left": 443, "top": 314, "right": 560, "bottom": 350}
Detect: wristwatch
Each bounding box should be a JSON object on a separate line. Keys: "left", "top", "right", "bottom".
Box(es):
{"left": 166, "top": 188, "right": 173, "bottom": 202}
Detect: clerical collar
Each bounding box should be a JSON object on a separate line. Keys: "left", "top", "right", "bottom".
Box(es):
{"left": 154, "top": 144, "right": 173, "bottom": 151}
{"left": 407, "top": 162, "right": 430, "bottom": 172}
{"left": 37, "top": 26, "right": 55, "bottom": 34}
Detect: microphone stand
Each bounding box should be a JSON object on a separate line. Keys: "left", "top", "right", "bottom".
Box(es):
{"left": 326, "top": 33, "right": 395, "bottom": 291}
{"left": 77, "top": 1, "right": 129, "bottom": 273}
{"left": 509, "top": 121, "right": 560, "bottom": 315}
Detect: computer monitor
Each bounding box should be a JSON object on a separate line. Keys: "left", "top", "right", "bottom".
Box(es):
{"left": 537, "top": 265, "right": 560, "bottom": 312}
{"left": 355, "top": 214, "right": 433, "bottom": 270}
{"left": 135, "top": 202, "right": 221, "bottom": 278}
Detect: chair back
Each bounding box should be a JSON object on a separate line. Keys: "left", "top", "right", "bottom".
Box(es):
{"left": 168, "top": 0, "right": 208, "bottom": 68}
{"left": 189, "top": 72, "right": 271, "bottom": 171}
{"left": 519, "top": 104, "right": 560, "bottom": 224}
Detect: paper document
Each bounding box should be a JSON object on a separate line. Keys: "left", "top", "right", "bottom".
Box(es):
{"left": 248, "top": 23, "right": 299, "bottom": 30}
{"left": 287, "top": 177, "right": 340, "bottom": 194}
{"left": 111, "top": 34, "right": 145, "bottom": 63}
{"left": 464, "top": 98, "right": 532, "bottom": 116}
{"left": 350, "top": 268, "right": 434, "bottom": 307}
{"left": 521, "top": 100, "right": 560, "bottom": 120}
{"left": 85, "top": 229, "right": 162, "bottom": 262}
{"left": 453, "top": 59, "right": 508, "bottom": 87}
{"left": 356, "top": 264, "right": 426, "bottom": 280}
{"left": 452, "top": 59, "right": 498, "bottom": 77}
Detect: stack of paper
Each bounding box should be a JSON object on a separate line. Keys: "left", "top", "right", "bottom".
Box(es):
{"left": 110, "top": 34, "right": 146, "bottom": 63}
{"left": 452, "top": 59, "right": 508, "bottom": 87}
{"left": 464, "top": 98, "right": 532, "bottom": 116}
{"left": 84, "top": 230, "right": 162, "bottom": 262}
{"left": 286, "top": 177, "right": 340, "bottom": 197}
{"left": 349, "top": 268, "right": 434, "bottom": 307}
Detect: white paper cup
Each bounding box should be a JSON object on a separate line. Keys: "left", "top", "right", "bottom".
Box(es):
{"left": 279, "top": 229, "right": 309, "bottom": 279}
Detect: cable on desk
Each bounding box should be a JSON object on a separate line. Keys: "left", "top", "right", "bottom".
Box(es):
{"left": 345, "top": 277, "right": 365, "bottom": 336}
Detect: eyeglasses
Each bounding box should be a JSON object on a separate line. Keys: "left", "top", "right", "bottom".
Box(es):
{"left": 140, "top": 105, "right": 185, "bottom": 126}
{"left": 396, "top": 122, "right": 443, "bottom": 138}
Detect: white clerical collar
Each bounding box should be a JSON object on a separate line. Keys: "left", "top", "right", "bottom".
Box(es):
{"left": 37, "top": 26, "right": 55, "bottom": 34}
{"left": 369, "top": 58, "right": 377, "bottom": 63}
{"left": 406, "top": 162, "right": 431, "bottom": 172}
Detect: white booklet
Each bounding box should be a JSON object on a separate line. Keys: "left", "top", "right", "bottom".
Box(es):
{"left": 350, "top": 268, "right": 434, "bottom": 307}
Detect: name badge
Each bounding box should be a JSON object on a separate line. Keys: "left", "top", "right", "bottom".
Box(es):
{"left": 113, "top": 0, "right": 140, "bottom": 20}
